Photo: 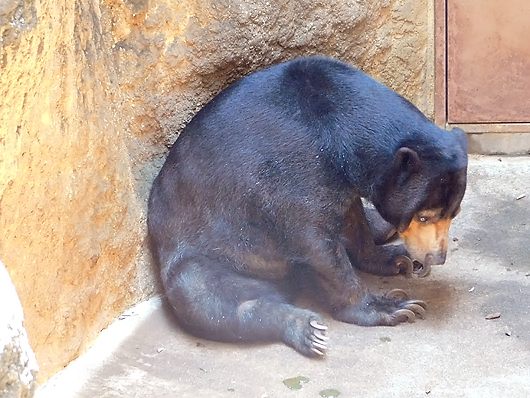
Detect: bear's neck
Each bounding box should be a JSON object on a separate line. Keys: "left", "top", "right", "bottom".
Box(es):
{"left": 348, "top": 144, "right": 396, "bottom": 201}
{"left": 322, "top": 129, "right": 398, "bottom": 201}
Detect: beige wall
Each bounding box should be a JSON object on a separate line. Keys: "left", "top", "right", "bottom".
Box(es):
{"left": 0, "top": 0, "right": 434, "bottom": 382}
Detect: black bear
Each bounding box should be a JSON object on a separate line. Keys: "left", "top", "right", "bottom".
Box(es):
{"left": 147, "top": 56, "right": 468, "bottom": 357}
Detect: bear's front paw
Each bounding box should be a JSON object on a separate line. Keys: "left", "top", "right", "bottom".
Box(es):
{"left": 385, "top": 289, "right": 427, "bottom": 322}
{"left": 334, "top": 291, "right": 427, "bottom": 326}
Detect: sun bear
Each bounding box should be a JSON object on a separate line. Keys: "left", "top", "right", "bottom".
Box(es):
{"left": 147, "top": 56, "right": 468, "bottom": 357}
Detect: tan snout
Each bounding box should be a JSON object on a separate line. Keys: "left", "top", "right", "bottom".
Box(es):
{"left": 399, "top": 218, "right": 452, "bottom": 266}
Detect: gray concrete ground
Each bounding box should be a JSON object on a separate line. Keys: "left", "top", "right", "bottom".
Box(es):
{"left": 37, "top": 155, "right": 530, "bottom": 398}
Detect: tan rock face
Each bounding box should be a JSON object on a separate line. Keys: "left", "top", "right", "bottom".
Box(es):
{"left": 0, "top": 0, "right": 156, "bottom": 382}
{"left": 0, "top": 0, "right": 433, "bottom": 382}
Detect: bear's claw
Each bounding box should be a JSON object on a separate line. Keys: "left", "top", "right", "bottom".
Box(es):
{"left": 386, "top": 288, "right": 409, "bottom": 300}
{"left": 394, "top": 255, "right": 414, "bottom": 277}
{"left": 309, "top": 320, "right": 328, "bottom": 330}
{"left": 309, "top": 320, "right": 328, "bottom": 356}
{"left": 404, "top": 303, "right": 426, "bottom": 319}
{"left": 311, "top": 347, "right": 325, "bottom": 356}
{"left": 395, "top": 255, "right": 432, "bottom": 278}
{"left": 386, "top": 291, "right": 427, "bottom": 322}
{"left": 413, "top": 260, "right": 431, "bottom": 277}
{"left": 393, "top": 308, "right": 416, "bottom": 322}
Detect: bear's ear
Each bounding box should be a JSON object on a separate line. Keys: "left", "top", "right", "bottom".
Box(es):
{"left": 392, "top": 147, "right": 421, "bottom": 176}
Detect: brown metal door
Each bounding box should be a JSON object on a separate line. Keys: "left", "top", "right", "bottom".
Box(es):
{"left": 446, "top": 0, "right": 530, "bottom": 124}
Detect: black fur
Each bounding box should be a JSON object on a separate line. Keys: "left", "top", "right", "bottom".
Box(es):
{"left": 147, "top": 57, "right": 467, "bottom": 356}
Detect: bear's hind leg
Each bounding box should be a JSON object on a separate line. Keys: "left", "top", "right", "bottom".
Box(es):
{"left": 163, "top": 256, "right": 329, "bottom": 357}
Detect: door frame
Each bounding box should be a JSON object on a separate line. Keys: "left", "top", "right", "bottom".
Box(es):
{"left": 434, "top": 1, "right": 530, "bottom": 135}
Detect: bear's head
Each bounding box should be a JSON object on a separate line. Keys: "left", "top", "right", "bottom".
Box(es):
{"left": 373, "top": 127, "right": 468, "bottom": 266}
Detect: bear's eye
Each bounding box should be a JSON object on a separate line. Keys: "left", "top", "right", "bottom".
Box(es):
{"left": 416, "top": 208, "right": 441, "bottom": 224}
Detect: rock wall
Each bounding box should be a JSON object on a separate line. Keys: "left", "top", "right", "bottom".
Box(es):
{"left": 0, "top": 0, "right": 434, "bottom": 382}
{"left": 0, "top": 0, "right": 156, "bottom": 382}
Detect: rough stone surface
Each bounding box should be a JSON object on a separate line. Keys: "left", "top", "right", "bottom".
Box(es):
{"left": 110, "top": 0, "right": 434, "bottom": 197}
{"left": 0, "top": 0, "right": 157, "bottom": 382}
{"left": 0, "top": 260, "right": 38, "bottom": 398}
{"left": 0, "top": 0, "right": 434, "bottom": 382}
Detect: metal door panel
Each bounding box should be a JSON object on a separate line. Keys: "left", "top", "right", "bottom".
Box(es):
{"left": 447, "top": 0, "right": 530, "bottom": 124}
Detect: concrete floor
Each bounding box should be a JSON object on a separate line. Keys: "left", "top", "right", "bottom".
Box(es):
{"left": 37, "top": 156, "right": 530, "bottom": 398}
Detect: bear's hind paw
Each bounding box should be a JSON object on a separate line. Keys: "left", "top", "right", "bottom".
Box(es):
{"left": 284, "top": 314, "right": 329, "bottom": 358}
